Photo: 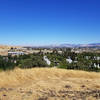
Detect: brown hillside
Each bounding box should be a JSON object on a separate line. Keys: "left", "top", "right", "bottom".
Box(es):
{"left": 0, "top": 68, "right": 100, "bottom": 100}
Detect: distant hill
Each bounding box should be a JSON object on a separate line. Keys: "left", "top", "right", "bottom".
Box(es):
{"left": 59, "top": 43, "right": 100, "bottom": 48}
{"left": 0, "top": 45, "right": 21, "bottom": 49}
{"left": 0, "top": 43, "right": 100, "bottom": 49}
{"left": 23, "top": 43, "right": 100, "bottom": 49}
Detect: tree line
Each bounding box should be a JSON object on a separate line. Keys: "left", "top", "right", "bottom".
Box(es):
{"left": 0, "top": 50, "right": 100, "bottom": 72}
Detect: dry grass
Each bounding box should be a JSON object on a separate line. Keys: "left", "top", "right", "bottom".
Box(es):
{"left": 0, "top": 45, "right": 21, "bottom": 56}
{"left": 0, "top": 68, "right": 100, "bottom": 86}
{"left": 0, "top": 45, "right": 21, "bottom": 49}
{"left": 0, "top": 68, "right": 100, "bottom": 100}
{"left": 0, "top": 68, "right": 100, "bottom": 87}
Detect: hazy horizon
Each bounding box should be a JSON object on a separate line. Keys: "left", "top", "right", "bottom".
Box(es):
{"left": 0, "top": 0, "right": 100, "bottom": 46}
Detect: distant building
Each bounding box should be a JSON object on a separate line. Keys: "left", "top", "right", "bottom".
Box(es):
{"left": 66, "top": 58, "right": 73, "bottom": 63}
{"left": 58, "top": 50, "right": 63, "bottom": 54}
{"left": 94, "top": 63, "right": 100, "bottom": 68}
{"left": 8, "top": 51, "right": 24, "bottom": 56}
{"left": 43, "top": 56, "right": 51, "bottom": 65}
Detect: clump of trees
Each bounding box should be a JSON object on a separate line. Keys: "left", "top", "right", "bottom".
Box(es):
{"left": 0, "top": 50, "right": 100, "bottom": 72}
{"left": 46, "top": 51, "right": 100, "bottom": 72}
{"left": 18, "top": 54, "right": 48, "bottom": 68}
{"left": 0, "top": 53, "right": 48, "bottom": 71}
{"left": 0, "top": 56, "right": 16, "bottom": 70}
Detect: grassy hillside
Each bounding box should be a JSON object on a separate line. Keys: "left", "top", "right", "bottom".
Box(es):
{"left": 0, "top": 68, "right": 100, "bottom": 100}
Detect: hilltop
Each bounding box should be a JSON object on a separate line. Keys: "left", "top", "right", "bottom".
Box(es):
{"left": 0, "top": 45, "right": 21, "bottom": 49}
{"left": 0, "top": 45, "right": 21, "bottom": 56}
{"left": 0, "top": 68, "right": 100, "bottom": 100}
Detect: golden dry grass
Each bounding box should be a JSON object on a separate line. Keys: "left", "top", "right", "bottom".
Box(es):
{"left": 0, "top": 68, "right": 100, "bottom": 100}
{"left": 0, "top": 45, "right": 21, "bottom": 49}
{"left": 0, "top": 68, "right": 100, "bottom": 86}
{"left": 0, "top": 45, "right": 22, "bottom": 56}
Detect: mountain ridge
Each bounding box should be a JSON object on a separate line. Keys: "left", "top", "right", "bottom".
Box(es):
{"left": 59, "top": 43, "right": 100, "bottom": 48}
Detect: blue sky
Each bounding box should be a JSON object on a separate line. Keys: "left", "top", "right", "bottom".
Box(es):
{"left": 0, "top": 0, "right": 100, "bottom": 46}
